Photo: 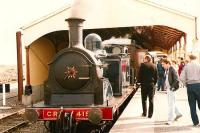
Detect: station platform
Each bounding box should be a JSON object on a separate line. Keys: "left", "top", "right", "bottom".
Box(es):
{"left": 110, "top": 87, "right": 200, "bottom": 133}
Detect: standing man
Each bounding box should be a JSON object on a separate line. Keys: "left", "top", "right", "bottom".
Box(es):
{"left": 138, "top": 55, "right": 157, "bottom": 118}
{"left": 157, "top": 58, "right": 165, "bottom": 91}
{"left": 180, "top": 54, "right": 200, "bottom": 126}
{"left": 161, "top": 58, "right": 182, "bottom": 125}
{"left": 178, "top": 58, "right": 185, "bottom": 76}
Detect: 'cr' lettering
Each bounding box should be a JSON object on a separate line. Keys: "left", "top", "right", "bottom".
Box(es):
{"left": 47, "top": 111, "right": 52, "bottom": 117}
{"left": 46, "top": 111, "right": 58, "bottom": 117}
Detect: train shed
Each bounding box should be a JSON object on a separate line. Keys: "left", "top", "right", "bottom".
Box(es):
{"left": 16, "top": 0, "right": 197, "bottom": 103}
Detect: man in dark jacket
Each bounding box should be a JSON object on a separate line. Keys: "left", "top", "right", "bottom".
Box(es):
{"left": 138, "top": 55, "right": 157, "bottom": 118}
{"left": 157, "top": 59, "right": 165, "bottom": 91}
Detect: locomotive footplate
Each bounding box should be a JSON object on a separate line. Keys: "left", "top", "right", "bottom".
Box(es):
{"left": 25, "top": 86, "right": 135, "bottom": 122}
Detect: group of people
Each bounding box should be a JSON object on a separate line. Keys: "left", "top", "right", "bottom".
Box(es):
{"left": 137, "top": 54, "right": 200, "bottom": 126}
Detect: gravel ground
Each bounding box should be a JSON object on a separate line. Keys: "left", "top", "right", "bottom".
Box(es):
{"left": 14, "top": 121, "right": 48, "bottom": 133}
{"left": 0, "top": 96, "right": 25, "bottom": 114}
{"left": 0, "top": 96, "right": 48, "bottom": 133}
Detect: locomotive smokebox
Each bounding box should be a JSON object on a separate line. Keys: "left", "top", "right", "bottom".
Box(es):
{"left": 65, "top": 18, "right": 85, "bottom": 48}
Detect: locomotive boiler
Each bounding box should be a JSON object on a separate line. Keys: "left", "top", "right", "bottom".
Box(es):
{"left": 25, "top": 17, "right": 136, "bottom": 133}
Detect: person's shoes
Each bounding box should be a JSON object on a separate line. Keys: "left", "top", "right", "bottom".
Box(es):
{"left": 165, "top": 121, "right": 173, "bottom": 125}
{"left": 141, "top": 113, "right": 146, "bottom": 117}
{"left": 148, "top": 115, "right": 152, "bottom": 118}
{"left": 165, "top": 121, "right": 172, "bottom": 125}
{"left": 193, "top": 123, "right": 199, "bottom": 127}
{"left": 174, "top": 114, "right": 182, "bottom": 121}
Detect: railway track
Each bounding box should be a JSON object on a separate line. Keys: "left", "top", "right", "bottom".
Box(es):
{"left": 0, "top": 94, "right": 47, "bottom": 133}
{"left": 0, "top": 109, "right": 29, "bottom": 133}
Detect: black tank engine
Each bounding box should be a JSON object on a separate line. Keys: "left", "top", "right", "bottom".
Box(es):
{"left": 25, "top": 17, "right": 135, "bottom": 133}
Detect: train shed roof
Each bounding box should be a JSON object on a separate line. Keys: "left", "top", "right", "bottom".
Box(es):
{"left": 20, "top": 0, "right": 197, "bottom": 51}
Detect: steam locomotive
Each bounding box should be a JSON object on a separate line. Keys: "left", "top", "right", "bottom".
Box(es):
{"left": 25, "top": 18, "right": 136, "bottom": 133}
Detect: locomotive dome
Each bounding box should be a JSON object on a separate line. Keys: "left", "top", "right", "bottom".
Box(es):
{"left": 84, "top": 33, "right": 102, "bottom": 51}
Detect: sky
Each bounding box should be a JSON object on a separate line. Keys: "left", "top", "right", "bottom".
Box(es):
{"left": 0, "top": 0, "right": 71, "bottom": 65}
{"left": 0, "top": 0, "right": 199, "bottom": 65}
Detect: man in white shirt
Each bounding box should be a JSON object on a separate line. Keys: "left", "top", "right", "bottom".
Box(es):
{"left": 180, "top": 54, "right": 200, "bottom": 126}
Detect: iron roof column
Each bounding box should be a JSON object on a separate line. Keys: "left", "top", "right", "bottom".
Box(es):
{"left": 25, "top": 46, "right": 32, "bottom": 95}
{"left": 183, "top": 33, "right": 187, "bottom": 58}
{"left": 16, "top": 31, "right": 23, "bottom": 103}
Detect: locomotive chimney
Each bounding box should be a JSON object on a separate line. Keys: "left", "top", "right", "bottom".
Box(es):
{"left": 65, "top": 18, "right": 85, "bottom": 48}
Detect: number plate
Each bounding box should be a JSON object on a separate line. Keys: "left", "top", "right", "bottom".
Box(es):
{"left": 36, "top": 107, "right": 113, "bottom": 120}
